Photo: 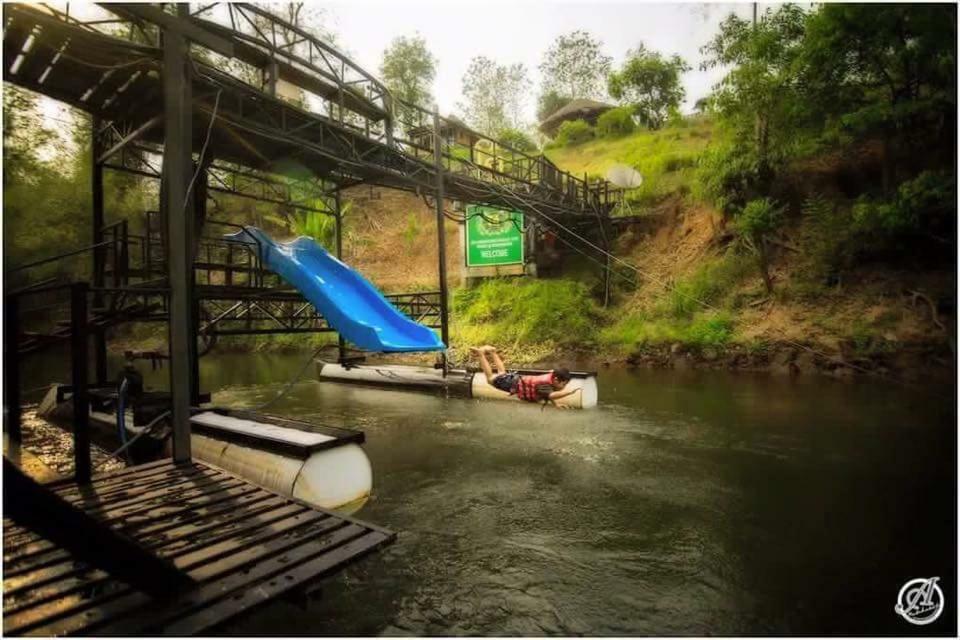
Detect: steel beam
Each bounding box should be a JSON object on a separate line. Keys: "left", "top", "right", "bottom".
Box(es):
{"left": 161, "top": 5, "right": 195, "bottom": 463}
{"left": 431, "top": 111, "right": 450, "bottom": 355}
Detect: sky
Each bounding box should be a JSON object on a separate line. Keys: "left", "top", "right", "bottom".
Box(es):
{"left": 320, "top": 0, "right": 757, "bottom": 122}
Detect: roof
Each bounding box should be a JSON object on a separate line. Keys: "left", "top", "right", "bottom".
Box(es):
{"left": 539, "top": 98, "right": 616, "bottom": 134}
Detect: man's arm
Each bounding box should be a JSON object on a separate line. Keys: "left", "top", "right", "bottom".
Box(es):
{"left": 548, "top": 387, "right": 581, "bottom": 401}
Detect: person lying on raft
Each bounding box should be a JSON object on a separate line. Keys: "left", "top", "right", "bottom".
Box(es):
{"left": 470, "top": 345, "right": 579, "bottom": 407}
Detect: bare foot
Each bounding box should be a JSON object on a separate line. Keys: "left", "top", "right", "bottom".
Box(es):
{"left": 481, "top": 345, "right": 497, "bottom": 354}
{"left": 469, "top": 346, "right": 482, "bottom": 356}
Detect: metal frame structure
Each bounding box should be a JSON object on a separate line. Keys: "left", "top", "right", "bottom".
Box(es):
{"left": 3, "top": 1, "right": 620, "bottom": 462}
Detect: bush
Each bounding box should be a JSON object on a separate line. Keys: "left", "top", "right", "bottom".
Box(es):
{"left": 596, "top": 107, "right": 636, "bottom": 138}
{"left": 554, "top": 119, "right": 595, "bottom": 146}
{"left": 497, "top": 127, "right": 538, "bottom": 152}
{"left": 451, "top": 277, "right": 601, "bottom": 350}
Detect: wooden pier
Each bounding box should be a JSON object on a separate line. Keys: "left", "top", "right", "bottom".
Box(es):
{"left": 3, "top": 459, "right": 395, "bottom": 636}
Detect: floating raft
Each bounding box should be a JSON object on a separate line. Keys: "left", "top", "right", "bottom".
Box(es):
{"left": 316, "top": 361, "right": 599, "bottom": 409}
{"left": 2, "top": 459, "right": 394, "bottom": 636}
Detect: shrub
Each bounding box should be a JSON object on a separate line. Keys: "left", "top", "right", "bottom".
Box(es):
{"left": 554, "top": 119, "right": 595, "bottom": 147}
{"left": 497, "top": 127, "right": 538, "bottom": 152}
{"left": 596, "top": 107, "right": 636, "bottom": 138}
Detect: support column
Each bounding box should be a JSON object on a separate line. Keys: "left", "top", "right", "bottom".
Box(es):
{"left": 161, "top": 6, "right": 195, "bottom": 463}
{"left": 432, "top": 111, "right": 450, "bottom": 356}
{"left": 334, "top": 191, "right": 347, "bottom": 364}
{"left": 4, "top": 295, "right": 21, "bottom": 443}
{"left": 71, "top": 283, "right": 91, "bottom": 484}
{"left": 91, "top": 118, "right": 108, "bottom": 385}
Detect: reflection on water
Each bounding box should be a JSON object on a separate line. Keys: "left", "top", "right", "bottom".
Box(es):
{"left": 23, "top": 351, "right": 957, "bottom": 635}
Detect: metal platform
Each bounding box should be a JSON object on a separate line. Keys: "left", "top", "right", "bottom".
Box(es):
{"left": 2, "top": 459, "right": 395, "bottom": 636}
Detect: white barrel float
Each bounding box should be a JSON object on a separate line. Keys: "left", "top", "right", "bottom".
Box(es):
{"left": 470, "top": 372, "right": 598, "bottom": 409}
{"left": 317, "top": 361, "right": 599, "bottom": 409}
{"left": 189, "top": 411, "right": 373, "bottom": 514}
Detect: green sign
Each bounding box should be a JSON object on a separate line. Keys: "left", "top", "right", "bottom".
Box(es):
{"left": 465, "top": 205, "right": 524, "bottom": 267}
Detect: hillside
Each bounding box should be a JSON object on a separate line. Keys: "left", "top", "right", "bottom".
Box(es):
{"left": 537, "top": 118, "right": 954, "bottom": 380}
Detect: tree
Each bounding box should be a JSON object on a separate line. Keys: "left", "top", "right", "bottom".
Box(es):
{"left": 735, "top": 198, "right": 785, "bottom": 292}
{"left": 536, "top": 89, "right": 573, "bottom": 123}
{"left": 700, "top": 4, "right": 810, "bottom": 201}
{"left": 539, "top": 30, "right": 612, "bottom": 100}
{"left": 380, "top": 34, "right": 437, "bottom": 128}
{"left": 607, "top": 44, "right": 690, "bottom": 129}
{"left": 457, "top": 56, "right": 531, "bottom": 136}
{"left": 801, "top": 4, "right": 956, "bottom": 193}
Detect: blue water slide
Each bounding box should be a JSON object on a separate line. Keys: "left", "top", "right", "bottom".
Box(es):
{"left": 226, "top": 227, "right": 445, "bottom": 353}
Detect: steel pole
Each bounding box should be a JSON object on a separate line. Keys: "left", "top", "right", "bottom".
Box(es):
{"left": 432, "top": 111, "right": 450, "bottom": 353}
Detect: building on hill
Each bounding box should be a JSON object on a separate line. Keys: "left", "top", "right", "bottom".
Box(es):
{"left": 408, "top": 115, "right": 480, "bottom": 152}
{"left": 538, "top": 99, "right": 616, "bottom": 137}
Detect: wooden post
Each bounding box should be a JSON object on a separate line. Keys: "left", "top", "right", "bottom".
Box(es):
{"left": 71, "top": 283, "right": 91, "bottom": 484}
{"left": 432, "top": 111, "right": 450, "bottom": 356}
{"left": 162, "top": 4, "right": 195, "bottom": 463}
{"left": 4, "top": 295, "right": 21, "bottom": 442}
{"left": 91, "top": 118, "right": 108, "bottom": 385}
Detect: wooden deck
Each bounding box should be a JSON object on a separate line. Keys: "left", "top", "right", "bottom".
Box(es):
{"left": 3, "top": 458, "right": 395, "bottom": 636}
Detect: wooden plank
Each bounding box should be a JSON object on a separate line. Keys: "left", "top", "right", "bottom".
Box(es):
{"left": 17, "top": 516, "right": 350, "bottom": 636}
{"left": 164, "top": 530, "right": 392, "bottom": 635}
{"left": 88, "top": 523, "right": 372, "bottom": 636}
{"left": 3, "top": 493, "right": 288, "bottom": 599}
{"left": 3, "top": 484, "right": 266, "bottom": 578}
{"left": 59, "top": 466, "right": 217, "bottom": 509}
{"left": 4, "top": 503, "right": 309, "bottom": 617}
{"left": 2, "top": 460, "right": 192, "bottom": 605}
{"left": 4, "top": 469, "right": 225, "bottom": 562}
{"left": 47, "top": 458, "right": 174, "bottom": 492}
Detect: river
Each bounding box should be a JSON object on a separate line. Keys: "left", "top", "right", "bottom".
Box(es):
{"left": 22, "top": 351, "right": 958, "bottom": 635}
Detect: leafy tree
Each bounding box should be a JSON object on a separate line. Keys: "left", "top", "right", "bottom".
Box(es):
{"left": 700, "top": 4, "right": 810, "bottom": 203}
{"left": 607, "top": 45, "right": 690, "bottom": 129}
{"left": 553, "top": 119, "right": 594, "bottom": 147}
{"left": 801, "top": 4, "right": 957, "bottom": 192}
{"left": 539, "top": 30, "right": 612, "bottom": 100}
{"left": 380, "top": 34, "right": 438, "bottom": 128}
{"left": 536, "top": 89, "right": 573, "bottom": 123}
{"left": 497, "top": 127, "right": 537, "bottom": 152}
{"left": 735, "top": 198, "right": 785, "bottom": 292}
{"left": 457, "top": 56, "right": 531, "bottom": 136}
{"left": 596, "top": 106, "right": 636, "bottom": 138}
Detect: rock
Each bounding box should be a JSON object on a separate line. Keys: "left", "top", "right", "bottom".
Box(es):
{"left": 670, "top": 342, "right": 684, "bottom": 355}
{"left": 702, "top": 347, "right": 719, "bottom": 362}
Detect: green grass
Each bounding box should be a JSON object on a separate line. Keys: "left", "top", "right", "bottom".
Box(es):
{"left": 449, "top": 277, "right": 602, "bottom": 362}
{"left": 544, "top": 116, "right": 713, "bottom": 209}
{"left": 599, "top": 253, "right": 751, "bottom": 353}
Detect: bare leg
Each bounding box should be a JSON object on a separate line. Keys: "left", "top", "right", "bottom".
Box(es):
{"left": 472, "top": 347, "right": 497, "bottom": 384}
{"left": 489, "top": 348, "right": 507, "bottom": 375}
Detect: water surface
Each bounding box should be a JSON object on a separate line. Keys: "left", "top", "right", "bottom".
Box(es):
{"left": 24, "top": 351, "right": 958, "bottom": 635}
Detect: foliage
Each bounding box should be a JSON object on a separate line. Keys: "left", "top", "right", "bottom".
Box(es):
{"left": 607, "top": 44, "right": 690, "bottom": 129}
{"left": 450, "top": 278, "right": 601, "bottom": 357}
{"left": 851, "top": 171, "right": 956, "bottom": 241}
{"left": 536, "top": 90, "right": 573, "bottom": 123}
{"left": 700, "top": 4, "right": 811, "bottom": 200}
{"left": 801, "top": 4, "right": 956, "bottom": 188}
{"left": 733, "top": 198, "right": 785, "bottom": 292}
{"left": 457, "top": 56, "right": 531, "bottom": 136}
{"left": 601, "top": 311, "right": 735, "bottom": 350}
{"left": 539, "top": 30, "right": 613, "bottom": 100}
{"left": 497, "top": 127, "right": 538, "bottom": 152}
{"left": 553, "top": 119, "right": 595, "bottom": 147}
{"left": 658, "top": 254, "right": 751, "bottom": 318}
{"left": 595, "top": 106, "right": 636, "bottom": 138}
{"left": 403, "top": 212, "right": 420, "bottom": 249}
{"left": 380, "top": 34, "right": 438, "bottom": 127}
{"left": 545, "top": 116, "right": 713, "bottom": 207}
